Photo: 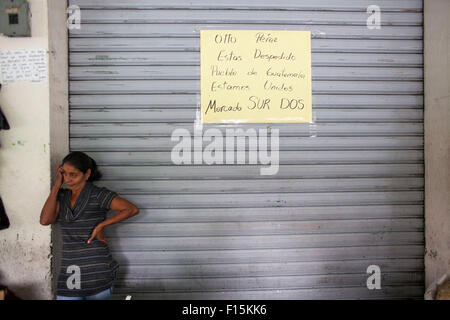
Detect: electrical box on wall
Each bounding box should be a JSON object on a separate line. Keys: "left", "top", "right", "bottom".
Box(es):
{"left": 0, "top": 0, "right": 30, "bottom": 37}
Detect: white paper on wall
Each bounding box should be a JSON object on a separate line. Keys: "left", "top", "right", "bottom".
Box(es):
{"left": 0, "top": 49, "right": 48, "bottom": 83}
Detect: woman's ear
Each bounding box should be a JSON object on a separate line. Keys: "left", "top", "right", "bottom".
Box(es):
{"left": 86, "top": 168, "right": 91, "bottom": 180}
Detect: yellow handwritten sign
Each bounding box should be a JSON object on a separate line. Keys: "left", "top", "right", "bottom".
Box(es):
{"left": 201, "top": 30, "right": 312, "bottom": 123}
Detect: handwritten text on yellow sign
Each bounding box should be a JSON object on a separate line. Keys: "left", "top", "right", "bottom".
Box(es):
{"left": 201, "top": 30, "right": 312, "bottom": 123}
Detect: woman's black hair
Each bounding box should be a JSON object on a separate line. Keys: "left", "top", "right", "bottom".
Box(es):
{"left": 62, "top": 151, "right": 102, "bottom": 182}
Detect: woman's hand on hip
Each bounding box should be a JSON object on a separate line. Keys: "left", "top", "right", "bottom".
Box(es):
{"left": 87, "top": 225, "right": 108, "bottom": 245}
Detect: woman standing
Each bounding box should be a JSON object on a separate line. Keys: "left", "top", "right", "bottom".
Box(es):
{"left": 40, "top": 151, "right": 139, "bottom": 300}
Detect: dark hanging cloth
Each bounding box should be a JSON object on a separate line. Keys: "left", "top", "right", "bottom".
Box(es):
{"left": 0, "top": 83, "right": 8, "bottom": 130}
{"left": 0, "top": 84, "right": 10, "bottom": 230}
{"left": 0, "top": 197, "right": 10, "bottom": 230}
{"left": 0, "top": 108, "right": 9, "bottom": 130}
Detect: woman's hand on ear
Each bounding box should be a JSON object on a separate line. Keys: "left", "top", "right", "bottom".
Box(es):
{"left": 55, "top": 164, "right": 64, "bottom": 188}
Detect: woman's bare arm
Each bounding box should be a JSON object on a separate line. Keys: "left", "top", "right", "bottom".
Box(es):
{"left": 87, "top": 196, "right": 139, "bottom": 244}
{"left": 40, "top": 165, "right": 63, "bottom": 226}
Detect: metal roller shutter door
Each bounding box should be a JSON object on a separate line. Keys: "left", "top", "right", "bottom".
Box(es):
{"left": 68, "top": 0, "right": 424, "bottom": 299}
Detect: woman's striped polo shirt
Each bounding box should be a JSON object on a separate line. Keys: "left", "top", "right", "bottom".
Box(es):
{"left": 56, "top": 181, "right": 119, "bottom": 297}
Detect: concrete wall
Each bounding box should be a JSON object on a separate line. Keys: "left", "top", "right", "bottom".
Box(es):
{"left": 424, "top": 0, "right": 450, "bottom": 288}
{"left": 47, "top": 0, "right": 69, "bottom": 298}
{"left": 0, "top": 0, "right": 68, "bottom": 299}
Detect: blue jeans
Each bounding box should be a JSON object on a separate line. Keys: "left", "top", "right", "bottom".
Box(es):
{"left": 56, "top": 287, "right": 113, "bottom": 300}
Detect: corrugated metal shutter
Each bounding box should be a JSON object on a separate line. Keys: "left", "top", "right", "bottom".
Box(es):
{"left": 68, "top": 0, "right": 424, "bottom": 299}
